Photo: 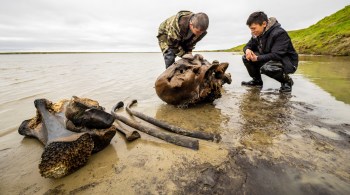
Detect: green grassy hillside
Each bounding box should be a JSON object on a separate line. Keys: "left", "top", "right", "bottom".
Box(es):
{"left": 225, "top": 5, "right": 350, "bottom": 55}
{"left": 223, "top": 44, "right": 245, "bottom": 53}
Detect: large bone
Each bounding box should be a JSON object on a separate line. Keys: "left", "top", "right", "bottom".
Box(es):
{"left": 66, "top": 96, "right": 139, "bottom": 142}
{"left": 18, "top": 97, "right": 117, "bottom": 178}
{"left": 65, "top": 96, "right": 114, "bottom": 129}
{"left": 66, "top": 120, "right": 117, "bottom": 153}
{"left": 19, "top": 99, "right": 94, "bottom": 178}
{"left": 155, "top": 55, "right": 232, "bottom": 106}
{"left": 126, "top": 100, "right": 221, "bottom": 142}
{"left": 64, "top": 96, "right": 117, "bottom": 153}
{"left": 111, "top": 102, "right": 199, "bottom": 150}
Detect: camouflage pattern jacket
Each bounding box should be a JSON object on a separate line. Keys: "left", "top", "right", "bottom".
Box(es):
{"left": 157, "top": 11, "right": 207, "bottom": 57}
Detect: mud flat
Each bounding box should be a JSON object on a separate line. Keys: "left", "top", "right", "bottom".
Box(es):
{"left": 0, "top": 53, "right": 349, "bottom": 194}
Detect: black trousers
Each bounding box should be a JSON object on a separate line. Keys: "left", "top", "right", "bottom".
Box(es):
{"left": 163, "top": 49, "right": 176, "bottom": 69}
{"left": 242, "top": 55, "right": 291, "bottom": 83}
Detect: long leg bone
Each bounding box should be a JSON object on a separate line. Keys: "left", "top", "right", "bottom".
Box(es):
{"left": 111, "top": 102, "right": 199, "bottom": 150}
{"left": 18, "top": 97, "right": 118, "bottom": 178}
{"left": 126, "top": 100, "right": 221, "bottom": 142}
{"left": 33, "top": 99, "right": 94, "bottom": 178}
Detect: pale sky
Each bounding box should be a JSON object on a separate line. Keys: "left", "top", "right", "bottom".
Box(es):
{"left": 0, "top": 0, "right": 348, "bottom": 52}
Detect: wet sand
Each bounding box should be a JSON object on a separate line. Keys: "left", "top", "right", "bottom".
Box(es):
{"left": 0, "top": 53, "right": 349, "bottom": 194}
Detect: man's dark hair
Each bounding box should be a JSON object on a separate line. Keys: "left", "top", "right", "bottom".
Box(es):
{"left": 246, "top": 11, "right": 268, "bottom": 26}
{"left": 191, "top": 12, "right": 209, "bottom": 31}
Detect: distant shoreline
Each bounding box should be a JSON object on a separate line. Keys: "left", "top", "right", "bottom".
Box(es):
{"left": 0, "top": 51, "right": 241, "bottom": 55}
{"left": 0, "top": 51, "right": 161, "bottom": 55}
{"left": 1, "top": 51, "right": 347, "bottom": 57}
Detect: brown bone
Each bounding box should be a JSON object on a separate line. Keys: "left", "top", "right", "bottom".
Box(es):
{"left": 126, "top": 99, "right": 221, "bottom": 142}
{"left": 19, "top": 99, "right": 94, "bottom": 178}
{"left": 155, "top": 54, "right": 231, "bottom": 106}
{"left": 115, "top": 124, "right": 141, "bottom": 142}
{"left": 111, "top": 102, "right": 199, "bottom": 150}
{"left": 18, "top": 97, "right": 117, "bottom": 178}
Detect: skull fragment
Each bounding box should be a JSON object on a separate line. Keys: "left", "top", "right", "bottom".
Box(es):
{"left": 155, "top": 54, "right": 232, "bottom": 106}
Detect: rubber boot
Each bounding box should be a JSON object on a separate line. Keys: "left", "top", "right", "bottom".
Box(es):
{"left": 241, "top": 78, "right": 263, "bottom": 87}
{"left": 280, "top": 77, "right": 294, "bottom": 93}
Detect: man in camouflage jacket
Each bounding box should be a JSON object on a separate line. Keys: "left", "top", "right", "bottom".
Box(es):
{"left": 157, "top": 11, "right": 209, "bottom": 68}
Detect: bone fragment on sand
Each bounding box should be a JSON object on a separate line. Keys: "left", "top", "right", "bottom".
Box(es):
{"left": 126, "top": 99, "right": 221, "bottom": 142}
{"left": 114, "top": 124, "right": 141, "bottom": 142}
{"left": 111, "top": 101, "right": 199, "bottom": 150}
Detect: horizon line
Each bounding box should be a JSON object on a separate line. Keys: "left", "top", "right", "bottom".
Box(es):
{"left": 0, "top": 50, "right": 233, "bottom": 55}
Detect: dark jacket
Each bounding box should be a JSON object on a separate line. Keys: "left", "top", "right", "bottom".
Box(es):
{"left": 243, "top": 18, "right": 298, "bottom": 73}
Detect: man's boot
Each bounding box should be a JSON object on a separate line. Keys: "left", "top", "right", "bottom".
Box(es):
{"left": 241, "top": 78, "right": 263, "bottom": 87}
{"left": 279, "top": 77, "right": 294, "bottom": 93}
{"left": 260, "top": 62, "right": 293, "bottom": 92}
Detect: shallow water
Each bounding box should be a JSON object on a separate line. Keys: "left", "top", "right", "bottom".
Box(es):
{"left": 297, "top": 55, "right": 350, "bottom": 104}
{"left": 0, "top": 52, "right": 349, "bottom": 194}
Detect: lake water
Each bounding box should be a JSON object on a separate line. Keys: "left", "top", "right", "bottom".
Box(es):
{"left": 1, "top": 52, "right": 350, "bottom": 194}
{"left": 1, "top": 53, "right": 349, "bottom": 135}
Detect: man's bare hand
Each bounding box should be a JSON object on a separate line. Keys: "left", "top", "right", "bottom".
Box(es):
{"left": 245, "top": 49, "right": 258, "bottom": 62}
{"left": 245, "top": 49, "right": 253, "bottom": 61}
{"left": 251, "top": 52, "right": 258, "bottom": 62}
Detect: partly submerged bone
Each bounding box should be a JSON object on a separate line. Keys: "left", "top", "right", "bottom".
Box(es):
{"left": 18, "top": 97, "right": 117, "bottom": 178}
{"left": 111, "top": 102, "right": 199, "bottom": 150}
{"left": 34, "top": 99, "right": 94, "bottom": 178}
{"left": 126, "top": 99, "right": 221, "bottom": 142}
{"left": 155, "top": 54, "right": 232, "bottom": 106}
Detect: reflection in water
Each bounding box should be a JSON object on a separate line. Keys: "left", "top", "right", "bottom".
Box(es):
{"left": 154, "top": 103, "right": 227, "bottom": 135}
{"left": 239, "top": 88, "right": 292, "bottom": 149}
{"left": 298, "top": 55, "right": 350, "bottom": 104}
{"left": 1, "top": 53, "right": 350, "bottom": 194}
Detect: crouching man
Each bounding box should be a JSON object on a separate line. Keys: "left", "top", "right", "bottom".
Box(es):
{"left": 157, "top": 11, "right": 209, "bottom": 69}
{"left": 242, "top": 11, "right": 298, "bottom": 92}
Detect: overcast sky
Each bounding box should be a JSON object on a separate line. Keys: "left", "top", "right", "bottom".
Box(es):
{"left": 0, "top": 0, "right": 348, "bottom": 52}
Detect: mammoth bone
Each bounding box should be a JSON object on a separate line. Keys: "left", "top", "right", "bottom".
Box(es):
{"left": 155, "top": 54, "right": 232, "bottom": 106}
{"left": 126, "top": 99, "right": 221, "bottom": 142}
{"left": 19, "top": 93, "right": 226, "bottom": 178}
{"left": 18, "top": 96, "right": 117, "bottom": 178}
{"left": 111, "top": 101, "right": 199, "bottom": 150}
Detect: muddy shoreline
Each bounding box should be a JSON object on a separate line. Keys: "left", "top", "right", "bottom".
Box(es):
{"left": 3, "top": 91, "right": 348, "bottom": 195}
{"left": 0, "top": 53, "right": 349, "bottom": 194}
